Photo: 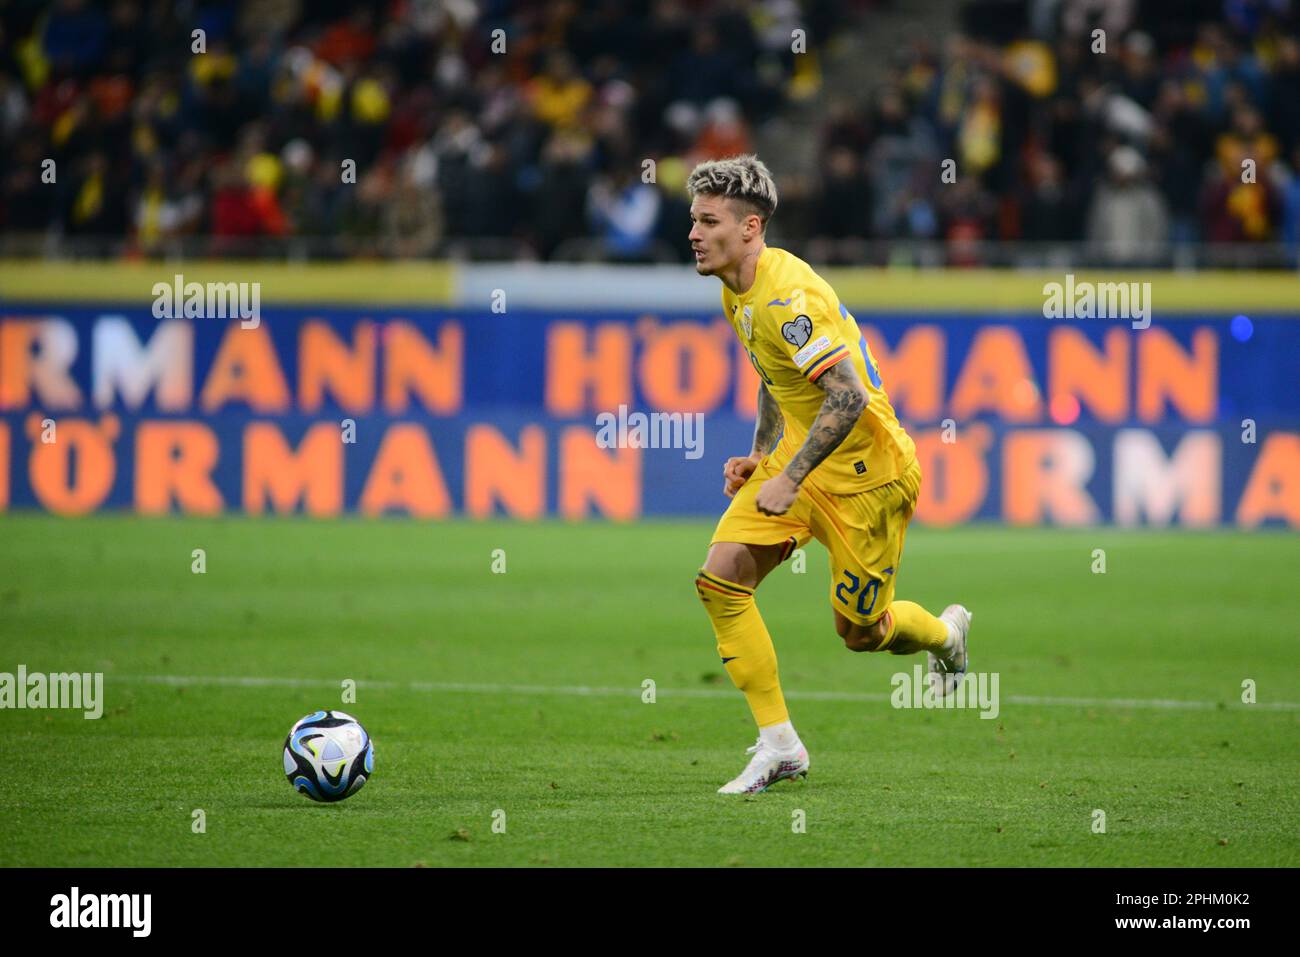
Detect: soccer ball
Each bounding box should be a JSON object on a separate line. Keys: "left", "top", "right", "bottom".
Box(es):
{"left": 282, "top": 710, "right": 374, "bottom": 802}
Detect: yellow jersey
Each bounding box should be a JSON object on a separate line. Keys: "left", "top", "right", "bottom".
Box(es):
{"left": 720, "top": 246, "right": 915, "bottom": 493}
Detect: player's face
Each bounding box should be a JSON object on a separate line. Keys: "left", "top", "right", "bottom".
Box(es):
{"left": 688, "top": 196, "right": 746, "bottom": 276}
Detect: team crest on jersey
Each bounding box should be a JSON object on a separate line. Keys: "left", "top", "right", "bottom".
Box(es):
{"left": 781, "top": 314, "right": 813, "bottom": 348}
{"left": 741, "top": 305, "right": 753, "bottom": 339}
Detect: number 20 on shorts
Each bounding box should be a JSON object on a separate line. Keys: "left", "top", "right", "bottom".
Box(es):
{"left": 835, "top": 569, "right": 880, "bottom": 618}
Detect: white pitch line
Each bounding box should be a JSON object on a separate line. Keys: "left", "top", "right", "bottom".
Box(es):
{"left": 112, "top": 674, "right": 1300, "bottom": 712}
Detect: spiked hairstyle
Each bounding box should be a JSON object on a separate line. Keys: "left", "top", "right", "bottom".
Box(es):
{"left": 686, "top": 154, "right": 778, "bottom": 228}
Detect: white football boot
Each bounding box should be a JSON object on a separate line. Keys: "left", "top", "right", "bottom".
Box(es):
{"left": 928, "top": 604, "right": 972, "bottom": 696}
{"left": 717, "top": 738, "right": 810, "bottom": 794}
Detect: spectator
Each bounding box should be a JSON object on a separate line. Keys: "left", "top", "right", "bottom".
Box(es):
{"left": 815, "top": 146, "right": 873, "bottom": 240}
{"left": 587, "top": 167, "right": 662, "bottom": 261}
{"left": 527, "top": 51, "right": 592, "bottom": 130}
{"left": 687, "top": 98, "right": 753, "bottom": 165}
{"left": 531, "top": 130, "right": 595, "bottom": 259}
{"left": 1019, "top": 152, "right": 1082, "bottom": 241}
{"left": 1086, "top": 145, "right": 1169, "bottom": 262}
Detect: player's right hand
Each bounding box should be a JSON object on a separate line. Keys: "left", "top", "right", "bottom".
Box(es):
{"left": 723, "top": 455, "right": 761, "bottom": 498}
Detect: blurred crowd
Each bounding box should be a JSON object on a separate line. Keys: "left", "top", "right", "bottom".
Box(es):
{"left": 1, "top": 0, "right": 1298, "bottom": 264}
{"left": 0, "top": 0, "right": 850, "bottom": 260}
{"left": 797, "top": 0, "right": 1300, "bottom": 264}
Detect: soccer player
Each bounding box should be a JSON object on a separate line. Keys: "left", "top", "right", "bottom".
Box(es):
{"left": 688, "top": 155, "right": 972, "bottom": 794}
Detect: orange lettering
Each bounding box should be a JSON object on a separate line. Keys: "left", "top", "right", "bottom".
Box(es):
{"left": 545, "top": 323, "right": 632, "bottom": 415}
{"left": 28, "top": 417, "right": 117, "bottom": 515}
{"left": 243, "top": 422, "right": 343, "bottom": 516}
{"left": 1136, "top": 327, "right": 1216, "bottom": 422}
{"left": 1049, "top": 327, "right": 1129, "bottom": 423}
{"left": 1002, "top": 429, "right": 1099, "bottom": 525}
{"left": 950, "top": 327, "right": 1041, "bottom": 422}
{"left": 200, "top": 324, "right": 290, "bottom": 412}
{"left": 911, "top": 426, "right": 990, "bottom": 525}
{"left": 639, "top": 323, "right": 729, "bottom": 413}
{"left": 134, "top": 421, "right": 223, "bottom": 514}
{"left": 382, "top": 321, "right": 462, "bottom": 414}
{"left": 360, "top": 424, "right": 451, "bottom": 517}
{"left": 559, "top": 426, "right": 640, "bottom": 519}
{"left": 1236, "top": 433, "right": 1300, "bottom": 527}
{"left": 0, "top": 321, "right": 40, "bottom": 409}
{"left": 465, "top": 424, "right": 545, "bottom": 519}
{"left": 300, "top": 321, "right": 375, "bottom": 413}
{"left": 0, "top": 319, "right": 81, "bottom": 410}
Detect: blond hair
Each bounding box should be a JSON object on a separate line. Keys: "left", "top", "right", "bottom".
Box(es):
{"left": 686, "top": 154, "right": 778, "bottom": 226}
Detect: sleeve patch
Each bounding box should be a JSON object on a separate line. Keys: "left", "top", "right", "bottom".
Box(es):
{"left": 781, "top": 315, "right": 813, "bottom": 348}
{"left": 793, "top": 334, "right": 832, "bottom": 368}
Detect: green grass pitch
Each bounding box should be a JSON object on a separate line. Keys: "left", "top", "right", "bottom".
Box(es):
{"left": 0, "top": 514, "right": 1296, "bottom": 867}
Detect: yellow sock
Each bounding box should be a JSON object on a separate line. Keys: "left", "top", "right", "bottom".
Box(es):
{"left": 884, "top": 600, "right": 951, "bottom": 656}
{"left": 694, "top": 569, "right": 788, "bottom": 727}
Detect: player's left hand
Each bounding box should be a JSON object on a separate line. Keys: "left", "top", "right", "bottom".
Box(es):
{"left": 755, "top": 472, "right": 800, "bottom": 516}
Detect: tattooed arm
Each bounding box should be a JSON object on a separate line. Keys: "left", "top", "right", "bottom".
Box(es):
{"left": 754, "top": 361, "right": 863, "bottom": 514}
{"left": 750, "top": 382, "right": 783, "bottom": 458}
{"left": 783, "top": 360, "right": 868, "bottom": 485}
{"left": 753, "top": 360, "right": 866, "bottom": 515}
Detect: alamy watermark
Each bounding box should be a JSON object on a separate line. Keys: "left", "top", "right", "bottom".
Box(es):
{"left": 595, "top": 404, "right": 704, "bottom": 460}
{"left": 152, "top": 273, "right": 261, "bottom": 328}
{"left": 50, "top": 887, "right": 150, "bottom": 937}
{"left": 0, "top": 665, "right": 103, "bottom": 719}
{"left": 891, "top": 664, "right": 999, "bottom": 719}
{"left": 1043, "top": 274, "right": 1151, "bottom": 329}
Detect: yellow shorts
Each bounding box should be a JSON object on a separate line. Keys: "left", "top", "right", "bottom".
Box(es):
{"left": 710, "top": 456, "right": 921, "bottom": 626}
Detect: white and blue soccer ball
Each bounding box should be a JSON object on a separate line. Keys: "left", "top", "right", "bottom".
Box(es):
{"left": 282, "top": 710, "right": 374, "bottom": 802}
